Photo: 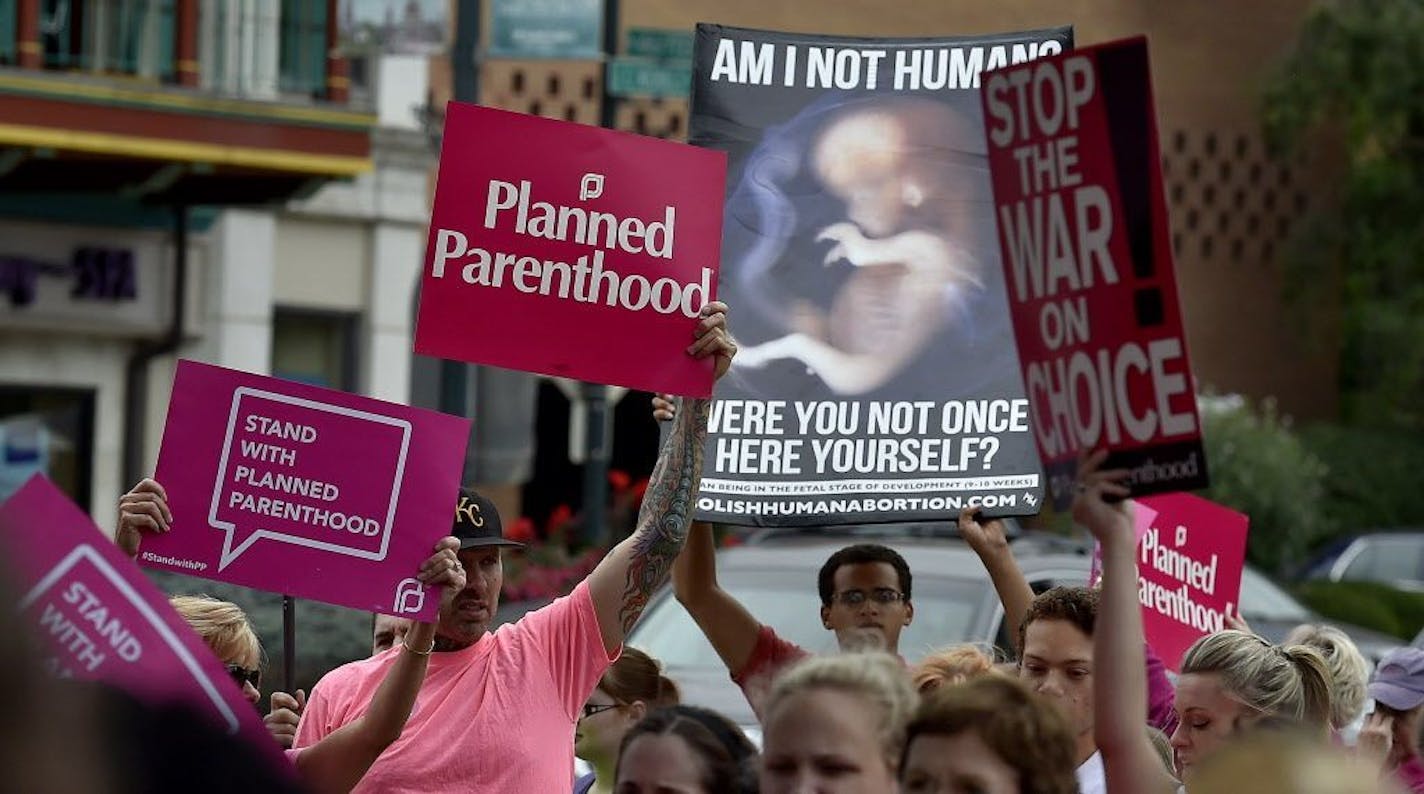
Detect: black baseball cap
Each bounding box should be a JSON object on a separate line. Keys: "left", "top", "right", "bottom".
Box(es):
{"left": 451, "top": 488, "right": 524, "bottom": 550}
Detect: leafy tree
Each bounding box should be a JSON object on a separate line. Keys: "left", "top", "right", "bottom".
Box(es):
{"left": 1264, "top": 0, "right": 1424, "bottom": 429}
{"left": 1199, "top": 396, "right": 1329, "bottom": 576}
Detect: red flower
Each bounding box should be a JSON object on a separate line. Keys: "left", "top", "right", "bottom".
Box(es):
{"left": 508, "top": 517, "right": 536, "bottom": 544}
{"left": 546, "top": 504, "right": 573, "bottom": 536}
{"left": 608, "top": 470, "right": 631, "bottom": 493}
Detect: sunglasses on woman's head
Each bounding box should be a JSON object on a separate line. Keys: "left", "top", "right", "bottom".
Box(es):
{"left": 226, "top": 664, "right": 261, "bottom": 690}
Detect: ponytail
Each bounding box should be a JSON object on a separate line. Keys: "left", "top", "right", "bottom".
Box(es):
{"left": 1280, "top": 644, "right": 1334, "bottom": 732}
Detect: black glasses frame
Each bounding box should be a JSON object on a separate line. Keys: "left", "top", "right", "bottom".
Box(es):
{"left": 581, "top": 703, "right": 621, "bottom": 719}
{"left": 226, "top": 663, "right": 262, "bottom": 690}
{"left": 831, "top": 588, "right": 906, "bottom": 606}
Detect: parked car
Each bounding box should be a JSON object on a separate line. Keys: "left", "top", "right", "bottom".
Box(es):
{"left": 1301, "top": 531, "right": 1424, "bottom": 592}
{"left": 626, "top": 525, "right": 1397, "bottom": 737}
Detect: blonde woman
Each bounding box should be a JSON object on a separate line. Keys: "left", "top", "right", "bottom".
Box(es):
{"left": 1076, "top": 450, "right": 1333, "bottom": 793}
{"left": 119, "top": 479, "right": 465, "bottom": 794}
{"left": 760, "top": 652, "right": 918, "bottom": 793}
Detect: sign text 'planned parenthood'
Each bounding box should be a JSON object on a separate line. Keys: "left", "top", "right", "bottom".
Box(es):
{"left": 146, "top": 360, "right": 469, "bottom": 617}
{"left": 981, "top": 37, "right": 1207, "bottom": 508}
{"left": 0, "top": 477, "right": 285, "bottom": 767}
{"left": 415, "top": 103, "right": 727, "bottom": 396}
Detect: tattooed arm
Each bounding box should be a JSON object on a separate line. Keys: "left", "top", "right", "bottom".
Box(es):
{"left": 586, "top": 303, "right": 734, "bottom": 655}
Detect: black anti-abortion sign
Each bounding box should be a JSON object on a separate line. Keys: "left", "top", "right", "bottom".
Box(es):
{"left": 690, "top": 24, "right": 1071, "bottom": 524}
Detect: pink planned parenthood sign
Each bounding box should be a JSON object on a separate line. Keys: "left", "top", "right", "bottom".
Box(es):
{"left": 145, "top": 360, "right": 470, "bottom": 619}
{"left": 0, "top": 476, "right": 284, "bottom": 764}
{"left": 1135, "top": 493, "right": 1248, "bottom": 672}
{"left": 414, "top": 102, "right": 728, "bottom": 396}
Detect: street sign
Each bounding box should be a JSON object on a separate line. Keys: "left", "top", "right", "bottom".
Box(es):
{"left": 607, "top": 59, "right": 691, "bottom": 98}
{"left": 489, "top": 0, "right": 601, "bottom": 59}
{"left": 627, "top": 28, "right": 694, "bottom": 61}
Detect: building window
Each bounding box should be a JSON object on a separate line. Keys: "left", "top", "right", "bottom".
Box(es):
{"left": 278, "top": 0, "right": 326, "bottom": 98}
{"left": 199, "top": 0, "right": 281, "bottom": 98}
{"left": 1, "top": 0, "right": 16, "bottom": 65}
{"left": 271, "top": 308, "right": 357, "bottom": 391}
{"left": 40, "top": 0, "right": 175, "bottom": 80}
{"left": 0, "top": 385, "right": 95, "bottom": 511}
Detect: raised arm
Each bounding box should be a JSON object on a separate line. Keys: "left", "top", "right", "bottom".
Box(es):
{"left": 674, "top": 520, "right": 762, "bottom": 672}
{"left": 1075, "top": 451, "right": 1176, "bottom": 794}
{"left": 654, "top": 393, "right": 764, "bottom": 674}
{"left": 958, "top": 507, "right": 1035, "bottom": 654}
{"left": 586, "top": 303, "right": 735, "bottom": 654}
{"left": 294, "top": 538, "right": 463, "bottom": 794}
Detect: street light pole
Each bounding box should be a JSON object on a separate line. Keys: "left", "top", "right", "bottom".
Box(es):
{"left": 440, "top": 0, "right": 482, "bottom": 419}
{"left": 580, "top": 0, "right": 621, "bottom": 547}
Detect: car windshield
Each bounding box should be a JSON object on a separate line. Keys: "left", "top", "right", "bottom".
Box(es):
{"left": 1240, "top": 567, "right": 1311, "bottom": 621}
{"left": 631, "top": 569, "right": 988, "bottom": 669}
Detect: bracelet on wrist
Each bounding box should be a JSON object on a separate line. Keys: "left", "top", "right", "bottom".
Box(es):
{"left": 402, "top": 636, "right": 435, "bottom": 656}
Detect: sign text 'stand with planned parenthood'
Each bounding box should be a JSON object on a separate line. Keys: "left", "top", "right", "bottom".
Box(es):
{"left": 0, "top": 476, "right": 288, "bottom": 771}
{"left": 415, "top": 103, "right": 727, "bottom": 397}
{"left": 982, "top": 37, "right": 1207, "bottom": 508}
{"left": 687, "top": 25, "right": 1072, "bottom": 524}
{"left": 146, "top": 360, "right": 469, "bottom": 618}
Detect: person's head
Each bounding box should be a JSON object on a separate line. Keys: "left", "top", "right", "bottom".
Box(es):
{"left": 1367, "top": 646, "right": 1424, "bottom": 756}
{"left": 1016, "top": 587, "right": 1098, "bottom": 750}
{"left": 1186, "top": 729, "right": 1404, "bottom": 794}
{"left": 760, "top": 652, "right": 917, "bottom": 794}
{"left": 577, "top": 647, "right": 681, "bottom": 768}
{"left": 438, "top": 488, "right": 524, "bottom": 648}
{"left": 169, "top": 595, "right": 263, "bottom": 705}
{"left": 817, "top": 544, "right": 914, "bottom": 653}
{"left": 912, "top": 643, "right": 999, "bottom": 694}
{"left": 1172, "top": 630, "right": 1333, "bottom": 780}
{"left": 371, "top": 613, "right": 410, "bottom": 656}
{"left": 615, "top": 705, "right": 758, "bottom": 794}
{"left": 1284, "top": 623, "right": 1370, "bottom": 730}
{"left": 899, "top": 676, "right": 1078, "bottom": 794}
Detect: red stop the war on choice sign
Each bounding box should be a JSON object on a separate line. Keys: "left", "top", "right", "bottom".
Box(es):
{"left": 981, "top": 37, "right": 1208, "bottom": 509}
{"left": 414, "top": 102, "right": 728, "bottom": 397}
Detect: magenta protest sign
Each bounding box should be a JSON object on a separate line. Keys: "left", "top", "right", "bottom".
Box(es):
{"left": 0, "top": 476, "right": 282, "bottom": 762}
{"left": 1134, "top": 493, "right": 1248, "bottom": 672}
{"left": 145, "top": 360, "right": 469, "bottom": 618}
{"left": 414, "top": 102, "right": 727, "bottom": 396}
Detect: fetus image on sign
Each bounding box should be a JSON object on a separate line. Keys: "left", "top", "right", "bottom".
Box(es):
{"left": 727, "top": 96, "right": 997, "bottom": 396}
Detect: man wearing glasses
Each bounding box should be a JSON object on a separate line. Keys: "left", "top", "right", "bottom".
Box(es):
{"left": 653, "top": 395, "right": 918, "bottom": 719}
{"left": 678, "top": 521, "right": 915, "bottom": 719}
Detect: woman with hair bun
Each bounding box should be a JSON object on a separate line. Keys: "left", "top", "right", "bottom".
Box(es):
{"left": 575, "top": 647, "right": 681, "bottom": 794}
{"left": 1074, "top": 449, "right": 1335, "bottom": 793}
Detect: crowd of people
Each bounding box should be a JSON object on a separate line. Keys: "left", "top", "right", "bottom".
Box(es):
{"left": 11, "top": 300, "right": 1424, "bottom": 793}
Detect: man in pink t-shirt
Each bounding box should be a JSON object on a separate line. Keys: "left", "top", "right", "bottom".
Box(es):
{"left": 295, "top": 304, "right": 736, "bottom": 793}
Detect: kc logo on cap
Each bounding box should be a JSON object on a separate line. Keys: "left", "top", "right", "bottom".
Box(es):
{"left": 454, "top": 496, "right": 485, "bottom": 528}
{"left": 450, "top": 487, "right": 521, "bottom": 550}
